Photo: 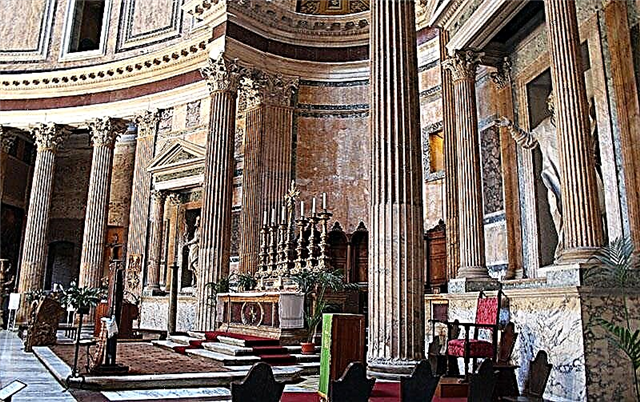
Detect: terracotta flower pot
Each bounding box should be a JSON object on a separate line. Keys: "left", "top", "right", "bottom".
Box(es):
{"left": 300, "top": 342, "right": 316, "bottom": 355}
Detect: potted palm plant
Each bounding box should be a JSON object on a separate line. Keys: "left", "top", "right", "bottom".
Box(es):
{"left": 290, "top": 269, "right": 353, "bottom": 354}
{"left": 61, "top": 281, "right": 104, "bottom": 314}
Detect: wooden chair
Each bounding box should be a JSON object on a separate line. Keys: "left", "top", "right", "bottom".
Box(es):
{"left": 401, "top": 360, "right": 440, "bottom": 401}
{"left": 494, "top": 322, "right": 520, "bottom": 398}
{"left": 445, "top": 290, "right": 504, "bottom": 378}
{"left": 468, "top": 359, "right": 498, "bottom": 402}
{"left": 329, "top": 361, "right": 375, "bottom": 402}
{"left": 503, "top": 350, "right": 552, "bottom": 401}
{"left": 231, "top": 362, "right": 285, "bottom": 402}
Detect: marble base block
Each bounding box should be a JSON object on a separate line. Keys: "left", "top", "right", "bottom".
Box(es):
{"left": 537, "top": 263, "right": 582, "bottom": 287}
{"left": 367, "top": 360, "right": 419, "bottom": 380}
{"left": 448, "top": 277, "right": 500, "bottom": 293}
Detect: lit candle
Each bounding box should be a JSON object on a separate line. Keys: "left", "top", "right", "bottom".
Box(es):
{"left": 311, "top": 198, "right": 316, "bottom": 216}
{"left": 263, "top": 210, "right": 268, "bottom": 225}
{"left": 281, "top": 205, "right": 286, "bottom": 223}
{"left": 322, "top": 193, "right": 327, "bottom": 210}
{"left": 271, "top": 208, "right": 276, "bottom": 225}
{"left": 300, "top": 201, "right": 305, "bottom": 218}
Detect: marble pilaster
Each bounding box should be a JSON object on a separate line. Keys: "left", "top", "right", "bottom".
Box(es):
{"left": 17, "top": 123, "right": 67, "bottom": 322}
{"left": 439, "top": 30, "right": 460, "bottom": 280}
{"left": 195, "top": 54, "right": 241, "bottom": 331}
{"left": 368, "top": 0, "right": 426, "bottom": 376}
{"left": 145, "top": 190, "right": 166, "bottom": 295}
{"left": 0, "top": 127, "right": 16, "bottom": 209}
{"left": 125, "top": 110, "right": 160, "bottom": 300}
{"left": 544, "top": 0, "right": 604, "bottom": 261}
{"left": 238, "top": 71, "right": 298, "bottom": 274}
{"left": 443, "top": 50, "right": 490, "bottom": 280}
{"left": 78, "top": 117, "right": 126, "bottom": 290}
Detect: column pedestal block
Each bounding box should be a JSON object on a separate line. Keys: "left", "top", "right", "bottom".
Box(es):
{"left": 448, "top": 278, "right": 500, "bottom": 294}
{"left": 367, "top": 361, "right": 419, "bottom": 380}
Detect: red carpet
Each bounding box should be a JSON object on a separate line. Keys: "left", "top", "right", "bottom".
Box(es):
{"left": 281, "top": 381, "right": 467, "bottom": 402}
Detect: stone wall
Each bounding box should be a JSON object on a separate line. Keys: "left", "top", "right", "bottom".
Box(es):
{"left": 108, "top": 136, "right": 136, "bottom": 229}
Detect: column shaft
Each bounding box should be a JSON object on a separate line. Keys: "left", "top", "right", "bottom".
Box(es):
{"left": 145, "top": 191, "right": 165, "bottom": 293}
{"left": 368, "top": 0, "right": 425, "bottom": 374}
{"left": 444, "top": 50, "right": 489, "bottom": 279}
{"left": 79, "top": 118, "right": 123, "bottom": 289}
{"left": 544, "top": 0, "right": 604, "bottom": 258}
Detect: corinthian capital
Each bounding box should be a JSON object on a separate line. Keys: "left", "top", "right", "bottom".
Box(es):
{"left": 135, "top": 109, "right": 160, "bottom": 139}
{"left": 442, "top": 50, "right": 484, "bottom": 82}
{"left": 250, "top": 70, "right": 299, "bottom": 108}
{"left": 490, "top": 57, "right": 512, "bottom": 90}
{"left": 31, "top": 123, "right": 68, "bottom": 153}
{"left": 88, "top": 117, "right": 128, "bottom": 148}
{"left": 200, "top": 55, "right": 242, "bottom": 95}
{"left": 0, "top": 126, "right": 16, "bottom": 154}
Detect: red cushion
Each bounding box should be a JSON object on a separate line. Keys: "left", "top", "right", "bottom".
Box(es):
{"left": 476, "top": 297, "right": 499, "bottom": 325}
{"left": 448, "top": 339, "right": 494, "bottom": 358}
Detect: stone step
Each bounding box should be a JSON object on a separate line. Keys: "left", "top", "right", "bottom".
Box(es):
{"left": 101, "top": 386, "right": 232, "bottom": 401}
{"left": 187, "top": 331, "right": 208, "bottom": 340}
{"left": 216, "top": 335, "right": 249, "bottom": 347}
{"left": 298, "top": 362, "right": 321, "bottom": 375}
{"left": 151, "top": 340, "right": 185, "bottom": 352}
{"left": 169, "top": 335, "right": 202, "bottom": 346}
{"left": 290, "top": 353, "right": 320, "bottom": 363}
{"left": 202, "top": 341, "right": 253, "bottom": 356}
{"left": 186, "top": 349, "right": 261, "bottom": 366}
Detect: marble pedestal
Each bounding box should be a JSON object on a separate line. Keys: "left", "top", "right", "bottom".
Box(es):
{"left": 448, "top": 278, "right": 500, "bottom": 294}
{"left": 537, "top": 263, "right": 583, "bottom": 287}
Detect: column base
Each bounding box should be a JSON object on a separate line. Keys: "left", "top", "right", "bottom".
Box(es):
{"left": 556, "top": 247, "right": 600, "bottom": 265}
{"left": 367, "top": 359, "right": 420, "bottom": 380}
{"left": 456, "top": 265, "right": 492, "bottom": 279}
{"left": 448, "top": 277, "right": 500, "bottom": 294}
{"left": 143, "top": 286, "right": 166, "bottom": 296}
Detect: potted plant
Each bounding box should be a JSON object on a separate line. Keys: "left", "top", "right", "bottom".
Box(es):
{"left": 236, "top": 272, "right": 258, "bottom": 292}
{"left": 61, "top": 281, "right": 104, "bottom": 314}
{"left": 290, "top": 269, "right": 353, "bottom": 354}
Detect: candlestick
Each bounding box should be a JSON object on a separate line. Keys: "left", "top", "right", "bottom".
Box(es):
{"left": 271, "top": 208, "right": 276, "bottom": 225}
{"left": 263, "top": 210, "right": 268, "bottom": 225}
{"left": 311, "top": 198, "right": 316, "bottom": 216}
{"left": 300, "top": 201, "right": 305, "bottom": 218}
{"left": 281, "top": 205, "right": 286, "bottom": 223}
{"left": 322, "top": 193, "right": 327, "bottom": 210}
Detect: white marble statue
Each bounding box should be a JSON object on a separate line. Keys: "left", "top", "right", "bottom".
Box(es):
{"left": 496, "top": 91, "right": 604, "bottom": 261}
{"left": 183, "top": 216, "right": 200, "bottom": 287}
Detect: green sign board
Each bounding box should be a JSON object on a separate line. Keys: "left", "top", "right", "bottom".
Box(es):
{"left": 318, "top": 313, "right": 333, "bottom": 399}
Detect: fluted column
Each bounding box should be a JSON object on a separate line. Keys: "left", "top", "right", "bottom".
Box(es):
{"left": 443, "top": 50, "right": 490, "bottom": 279}
{"left": 17, "top": 123, "right": 67, "bottom": 321}
{"left": 79, "top": 117, "right": 126, "bottom": 290}
{"left": 145, "top": 190, "right": 166, "bottom": 294}
{"left": 439, "top": 30, "right": 460, "bottom": 280}
{"left": 125, "top": 110, "right": 160, "bottom": 300}
{"left": 0, "top": 127, "right": 15, "bottom": 208}
{"left": 195, "top": 54, "right": 241, "bottom": 331}
{"left": 544, "top": 0, "right": 604, "bottom": 260}
{"left": 238, "top": 71, "right": 298, "bottom": 274}
{"left": 368, "top": 0, "right": 425, "bottom": 376}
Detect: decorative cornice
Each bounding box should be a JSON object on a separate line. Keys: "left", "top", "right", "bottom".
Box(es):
{"left": 442, "top": 49, "right": 483, "bottom": 82}
{"left": 0, "top": 126, "right": 16, "bottom": 154}
{"left": 135, "top": 110, "right": 161, "bottom": 139}
{"left": 490, "top": 57, "right": 512, "bottom": 90}
{"left": 200, "top": 55, "right": 242, "bottom": 95}
{"left": 30, "top": 123, "right": 68, "bottom": 153}
{"left": 88, "top": 117, "right": 128, "bottom": 148}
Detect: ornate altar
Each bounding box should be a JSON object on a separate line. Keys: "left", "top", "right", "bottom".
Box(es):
{"left": 216, "top": 291, "right": 305, "bottom": 345}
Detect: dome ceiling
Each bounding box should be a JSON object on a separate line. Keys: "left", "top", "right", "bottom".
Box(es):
{"left": 296, "top": 0, "right": 369, "bottom": 15}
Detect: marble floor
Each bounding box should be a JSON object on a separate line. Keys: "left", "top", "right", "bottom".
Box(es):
{"left": 0, "top": 330, "right": 77, "bottom": 401}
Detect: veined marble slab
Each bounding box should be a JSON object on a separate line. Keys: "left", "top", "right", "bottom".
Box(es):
{"left": 102, "top": 387, "right": 231, "bottom": 401}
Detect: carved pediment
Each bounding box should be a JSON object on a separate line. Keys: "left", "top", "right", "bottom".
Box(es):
{"left": 148, "top": 140, "right": 206, "bottom": 190}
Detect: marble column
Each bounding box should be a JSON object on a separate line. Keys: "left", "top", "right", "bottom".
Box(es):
{"left": 439, "top": 30, "right": 460, "bottom": 280}
{"left": 0, "top": 127, "right": 16, "bottom": 208}
{"left": 238, "top": 71, "right": 297, "bottom": 274}
{"left": 368, "top": 0, "right": 426, "bottom": 376}
{"left": 79, "top": 117, "right": 126, "bottom": 290}
{"left": 124, "top": 110, "right": 160, "bottom": 300}
{"left": 544, "top": 0, "right": 604, "bottom": 260}
{"left": 195, "top": 54, "right": 241, "bottom": 331}
{"left": 17, "top": 123, "right": 67, "bottom": 321}
{"left": 443, "top": 50, "right": 490, "bottom": 280}
{"left": 145, "top": 190, "right": 166, "bottom": 294}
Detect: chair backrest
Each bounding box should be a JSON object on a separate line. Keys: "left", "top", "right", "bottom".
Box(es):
{"left": 330, "top": 361, "right": 376, "bottom": 402}
{"left": 497, "top": 322, "right": 518, "bottom": 364}
{"left": 468, "top": 359, "right": 497, "bottom": 402}
{"left": 475, "top": 291, "right": 501, "bottom": 327}
{"left": 525, "top": 350, "right": 552, "bottom": 398}
{"left": 231, "top": 362, "right": 284, "bottom": 402}
{"left": 401, "top": 360, "right": 440, "bottom": 402}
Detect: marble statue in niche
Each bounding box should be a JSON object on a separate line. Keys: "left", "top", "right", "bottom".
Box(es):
{"left": 497, "top": 91, "right": 605, "bottom": 261}
{"left": 183, "top": 216, "right": 200, "bottom": 288}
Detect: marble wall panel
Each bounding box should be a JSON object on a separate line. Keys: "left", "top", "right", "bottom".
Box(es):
{"left": 108, "top": 139, "right": 136, "bottom": 228}
{"left": 419, "top": 66, "right": 442, "bottom": 92}
{"left": 424, "top": 180, "right": 444, "bottom": 231}
{"left": 483, "top": 219, "right": 507, "bottom": 273}
{"left": 0, "top": 0, "right": 49, "bottom": 51}
{"left": 420, "top": 99, "right": 443, "bottom": 131}
{"left": 139, "top": 295, "right": 197, "bottom": 332}
{"left": 480, "top": 127, "right": 504, "bottom": 215}
{"left": 129, "top": 0, "right": 177, "bottom": 37}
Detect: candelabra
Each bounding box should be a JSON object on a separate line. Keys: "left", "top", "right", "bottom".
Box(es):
{"left": 293, "top": 217, "right": 308, "bottom": 274}
{"left": 268, "top": 223, "right": 278, "bottom": 276}
{"left": 317, "top": 210, "right": 333, "bottom": 271}
{"left": 306, "top": 216, "right": 320, "bottom": 272}
{"left": 257, "top": 225, "right": 269, "bottom": 288}
{"left": 277, "top": 217, "right": 288, "bottom": 276}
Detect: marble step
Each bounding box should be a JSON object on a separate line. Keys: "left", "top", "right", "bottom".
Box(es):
{"left": 202, "top": 341, "right": 254, "bottom": 356}
{"left": 151, "top": 339, "right": 186, "bottom": 351}
{"left": 186, "top": 349, "right": 261, "bottom": 366}
{"left": 101, "top": 386, "right": 232, "bottom": 401}
{"left": 290, "top": 353, "right": 320, "bottom": 363}
{"left": 169, "top": 335, "right": 202, "bottom": 346}
{"left": 216, "top": 335, "right": 249, "bottom": 347}
{"left": 298, "top": 362, "right": 321, "bottom": 375}
{"left": 187, "top": 331, "right": 208, "bottom": 340}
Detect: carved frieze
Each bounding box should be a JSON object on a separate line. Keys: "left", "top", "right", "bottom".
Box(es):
{"left": 88, "top": 117, "right": 128, "bottom": 148}
{"left": 200, "top": 55, "right": 242, "bottom": 95}
{"left": 30, "top": 123, "right": 68, "bottom": 153}
{"left": 185, "top": 100, "right": 202, "bottom": 128}
{"left": 156, "top": 166, "right": 206, "bottom": 182}
{"left": 442, "top": 50, "right": 483, "bottom": 82}
{"left": 158, "top": 108, "right": 174, "bottom": 133}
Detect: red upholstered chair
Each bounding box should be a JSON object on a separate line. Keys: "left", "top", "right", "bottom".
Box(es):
{"left": 446, "top": 290, "right": 503, "bottom": 379}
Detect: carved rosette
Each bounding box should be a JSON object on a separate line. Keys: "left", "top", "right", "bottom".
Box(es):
{"left": 88, "top": 117, "right": 127, "bottom": 148}
{"left": 490, "top": 57, "right": 512, "bottom": 90}
{"left": 135, "top": 110, "right": 160, "bottom": 139}
{"left": 31, "top": 123, "right": 67, "bottom": 153}
{"left": 200, "top": 55, "right": 242, "bottom": 95}
{"left": 443, "top": 50, "right": 484, "bottom": 83}
{"left": 0, "top": 126, "right": 16, "bottom": 154}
